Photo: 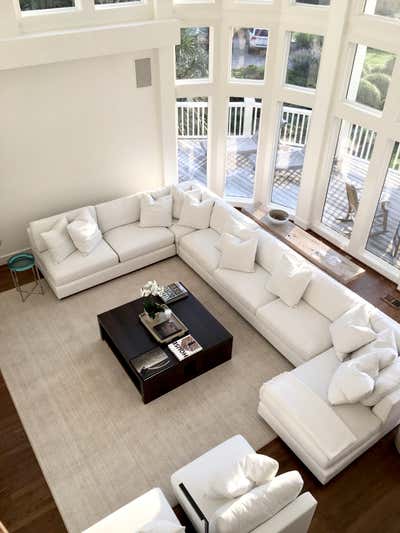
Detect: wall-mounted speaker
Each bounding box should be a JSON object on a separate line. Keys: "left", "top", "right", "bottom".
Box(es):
{"left": 135, "top": 58, "right": 152, "bottom": 88}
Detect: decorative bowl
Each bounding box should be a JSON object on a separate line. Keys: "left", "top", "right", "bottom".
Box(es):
{"left": 267, "top": 208, "right": 290, "bottom": 225}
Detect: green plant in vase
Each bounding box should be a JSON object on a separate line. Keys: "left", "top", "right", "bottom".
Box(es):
{"left": 141, "top": 280, "right": 165, "bottom": 320}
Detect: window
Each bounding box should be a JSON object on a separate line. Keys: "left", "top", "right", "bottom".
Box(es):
{"left": 285, "top": 33, "right": 324, "bottom": 89}
{"left": 175, "top": 27, "right": 210, "bottom": 81}
{"left": 176, "top": 98, "right": 209, "bottom": 186}
{"left": 95, "top": 0, "right": 142, "bottom": 4}
{"left": 224, "top": 97, "right": 262, "bottom": 199}
{"left": 321, "top": 120, "right": 376, "bottom": 238}
{"left": 19, "top": 0, "right": 73, "bottom": 10}
{"left": 366, "top": 142, "right": 400, "bottom": 268}
{"left": 364, "top": 0, "right": 400, "bottom": 19}
{"left": 347, "top": 45, "right": 396, "bottom": 112}
{"left": 271, "top": 103, "right": 312, "bottom": 210}
{"left": 296, "top": 0, "right": 330, "bottom": 4}
{"left": 231, "top": 27, "right": 268, "bottom": 81}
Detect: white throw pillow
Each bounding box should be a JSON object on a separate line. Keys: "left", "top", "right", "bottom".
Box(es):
{"left": 67, "top": 207, "right": 102, "bottom": 255}
{"left": 330, "top": 304, "right": 376, "bottom": 361}
{"left": 328, "top": 353, "right": 378, "bottom": 405}
{"left": 219, "top": 234, "right": 258, "bottom": 273}
{"left": 213, "top": 471, "right": 303, "bottom": 533}
{"left": 361, "top": 358, "right": 400, "bottom": 407}
{"left": 140, "top": 194, "right": 172, "bottom": 228}
{"left": 215, "top": 219, "right": 259, "bottom": 251}
{"left": 178, "top": 197, "right": 214, "bottom": 229}
{"left": 240, "top": 453, "right": 279, "bottom": 486}
{"left": 266, "top": 253, "right": 313, "bottom": 307}
{"left": 352, "top": 329, "right": 397, "bottom": 370}
{"left": 137, "top": 520, "right": 184, "bottom": 533}
{"left": 171, "top": 185, "right": 202, "bottom": 219}
{"left": 207, "top": 462, "right": 255, "bottom": 499}
{"left": 40, "top": 216, "right": 76, "bottom": 264}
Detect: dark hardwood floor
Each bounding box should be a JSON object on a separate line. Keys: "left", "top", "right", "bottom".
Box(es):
{"left": 0, "top": 372, "right": 67, "bottom": 533}
{"left": 1, "top": 249, "right": 400, "bottom": 532}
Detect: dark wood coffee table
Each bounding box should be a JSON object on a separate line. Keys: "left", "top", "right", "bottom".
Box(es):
{"left": 97, "top": 288, "right": 233, "bottom": 403}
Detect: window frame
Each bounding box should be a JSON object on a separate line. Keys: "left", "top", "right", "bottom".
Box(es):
{"left": 228, "top": 26, "right": 269, "bottom": 85}
{"left": 174, "top": 25, "right": 214, "bottom": 86}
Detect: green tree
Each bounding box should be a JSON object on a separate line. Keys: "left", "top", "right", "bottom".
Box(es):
{"left": 356, "top": 79, "right": 382, "bottom": 110}
{"left": 175, "top": 29, "right": 209, "bottom": 80}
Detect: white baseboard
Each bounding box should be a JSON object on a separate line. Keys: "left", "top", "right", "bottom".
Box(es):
{"left": 0, "top": 247, "right": 31, "bottom": 266}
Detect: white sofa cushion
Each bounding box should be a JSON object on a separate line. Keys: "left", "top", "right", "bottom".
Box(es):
{"left": 213, "top": 471, "right": 303, "bottom": 533}
{"left": 210, "top": 200, "right": 238, "bottom": 234}
{"left": 96, "top": 194, "right": 141, "bottom": 233}
{"left": 292, "top": 348, "right": 382, "bottom": 464}
{"left": 207, "top": 463, "right": 255, "bottom": 500}
{"left": 267, "top": 253, "right": 313, "bottom": 307}
{"left": 179, "top": 228, "right": 221, "bottom": 272}
{"left": 219, "top": 234, "right": 258, "bottom": 273}
{"left": 303, "top": 270, "right": 362, "bottom": 322}
{"left": 137, "top": 521, "right": 184, "bottom": 533}
{"left": 83, "top": 488, "right": 179, "bottom": 533}
{"left": 140, "top": 194, "right": 172, "bottom": 228}
{"left": 370, "top": 310, "right": 400, "bottom": 353}
{"left": 215, "top": 218, "right": 259, "bottom": 251}
{"left": 104, "top": 223, "right": 174, "bottom": 262}
{"left": 169, "top": 222, "right": 196, "bottom": 243}
{"left": 214, "top": 265, "right": 277, "bottom": 314}
{"left": 257, "top": 299, "right": 332, "bottom": 362}
{"left": 328, "top": 354, "right": 377, "bottom": 405}
{"left": 362, "top": 358, "right": 400, "bottom": 407}
{"left": 330, "top": 304, "right": 376, "bottom": 361}
{"left": 255, "top": 231, "right": 290, "bottom": 274}
{"left": 67, "top": 207, "right": 102, "bottom": 255}
{"left": 171, "top": 185, "right": 202, "bottom": 219}
{"left": 240, "top": 453, "right": 279, "bottom": 486}
{"left": 179, "top": 197, "right": 214, "bottom": 229}
{"left": 40, "top": 239, "right": 118, "bottom": 286}
{"left": 29, "top": 206, "right": 97, "bottom": 253}
{"left": 352, "top": 329, "right": 398, "bottom": 370}
{"left": 41, "top": 216, "right": 76, "bottom": 264}
{"left": 170, "top": 435, "right": 255, "bottom": 527}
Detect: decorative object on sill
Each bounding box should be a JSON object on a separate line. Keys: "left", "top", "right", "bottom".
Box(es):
{"left": 141, "top": 280, "right": 171, "bottom": 323}
{"left": 267, "top": 208, "right": 290, "bottom": 225}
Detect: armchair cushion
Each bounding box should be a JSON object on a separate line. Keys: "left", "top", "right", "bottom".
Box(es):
{"left": 212, "top": 471, "right": 303, "bottom": 533}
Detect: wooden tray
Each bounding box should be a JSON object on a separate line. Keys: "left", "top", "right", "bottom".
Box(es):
{"left": 139, "top": 311, "right": 188, "bottom": 344}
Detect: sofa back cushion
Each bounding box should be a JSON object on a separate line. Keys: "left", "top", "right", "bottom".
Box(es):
{"left": 255, "top": 231, "right": 290, "bottom": 274}
{"left": 213, "top": 471, "right": 303, "bottom": 533}
{"left": 96, "top": 194, "right": 141, "bottom": 233}
{"left": 303, "top": 270, "right": 362, "bottom": 322}
{"left": 29, "top": 206, "right": 97, "bottom": 253}
{"left": 210, "top": 200, "right": 238, "bottom": 234}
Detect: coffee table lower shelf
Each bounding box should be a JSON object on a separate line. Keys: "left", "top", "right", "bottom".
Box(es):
{"left": 100, "top": 323, "right": 232, "bottom": 403}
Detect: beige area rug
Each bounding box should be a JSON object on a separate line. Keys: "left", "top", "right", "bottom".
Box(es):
{"left": 0, "top": 257, "right": 291, "bottom": 533}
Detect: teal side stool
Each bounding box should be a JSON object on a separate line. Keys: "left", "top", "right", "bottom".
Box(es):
{"left": 7, "top": 253, "right": 44, "bottom": 302}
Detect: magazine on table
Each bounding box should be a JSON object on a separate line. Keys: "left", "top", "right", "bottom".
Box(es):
{"left": 168, "top": 335, "right": 203, "bottom": 361}
{"left": 130, "top": 347, "right": 174, "bottom": 380}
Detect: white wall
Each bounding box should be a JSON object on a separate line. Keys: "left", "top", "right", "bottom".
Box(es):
{"left": 0, "top": 50, "right": 164, "bottom": 258}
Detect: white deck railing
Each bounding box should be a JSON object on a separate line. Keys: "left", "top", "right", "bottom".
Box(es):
{"left": 176, "top": 101, "right": 378, "bottom": 163}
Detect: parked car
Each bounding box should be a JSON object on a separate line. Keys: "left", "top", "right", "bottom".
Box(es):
{"left": 248, "top": 28, "right": 268, "bottom": 51}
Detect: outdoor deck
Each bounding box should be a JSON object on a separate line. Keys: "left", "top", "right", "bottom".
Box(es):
{"left": 178, "top": 138, "right": 400, "bottom": 269}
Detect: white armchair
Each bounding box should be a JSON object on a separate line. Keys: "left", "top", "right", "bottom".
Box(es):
{"left": 170, "top": 435, "right": 317, "bottom": 533}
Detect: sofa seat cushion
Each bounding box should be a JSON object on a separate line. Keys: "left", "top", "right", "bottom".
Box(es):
{"left": 40, "top": 239, "right": 118, "bottom": 286}
{"left": 179, "top": 228, "right": 220, "bottom": 272}
{"left": 170, "top": 222, "right": 196, "bottom": 243}
{"left": 171, "top": 435, "right": 254, "bottom": 527}
{"left": 293, "top": 349, "right": 382, "bottom": 459}
{"left": 256, "top": 300, "right": 332, "bottom": 362}
{"left": 104, "top": 223, "right": 174, "bottom": 262}
{"left": 82, "top": 488, "right": 179, "bottom": 533}
{"left": 214, "top": 265, "right": 277, "bottom": 314}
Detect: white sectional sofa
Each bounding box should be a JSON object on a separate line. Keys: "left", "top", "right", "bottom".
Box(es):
{"left": 27, "top": 181, "right": 400, "bottom": 484}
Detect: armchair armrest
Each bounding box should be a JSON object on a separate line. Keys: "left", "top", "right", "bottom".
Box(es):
{"left": 179, "top": 483, "right": 209, "bottom": 533}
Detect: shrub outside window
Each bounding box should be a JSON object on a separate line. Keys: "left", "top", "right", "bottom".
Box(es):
{"left": 285, "top": 33, "right": 324, "bottom": 89}
{"left": 176, "top": 27, "right": 210, "bottom": 81}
